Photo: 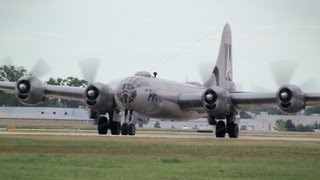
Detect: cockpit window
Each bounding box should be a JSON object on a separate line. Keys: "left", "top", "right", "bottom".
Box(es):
{"left": 116, "top": 77, "right": 150, "bottom": 104}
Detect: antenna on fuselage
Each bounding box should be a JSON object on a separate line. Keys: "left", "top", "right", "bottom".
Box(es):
{"left": 153, "top": 72, "right": 158, "bottom": 78}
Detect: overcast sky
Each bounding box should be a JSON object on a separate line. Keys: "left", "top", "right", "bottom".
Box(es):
{"left": 0, "top": 0, "right": 320, "bottom": 91}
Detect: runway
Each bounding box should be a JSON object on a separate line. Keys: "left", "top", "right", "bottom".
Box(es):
{"left": 1, "top": 128, "right": 320, "bottom": 142}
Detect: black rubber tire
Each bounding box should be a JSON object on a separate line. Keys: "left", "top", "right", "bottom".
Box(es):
{"left": 228, "top": 123, "right": 239, "bottom": 138}
{"left": 128, "top": 124, "right": 136, "bottom": 136}
{"left": 215, "top": 120, "right": 226, "bottom": 138}
{"left": 98, "top": 116, "right": 108, "bottom": 135}
{"left": 110, "top": 121, "right": 121, "bottom": 135}
{"left": 121, "top": 123, "right": 128, "bottom": 135}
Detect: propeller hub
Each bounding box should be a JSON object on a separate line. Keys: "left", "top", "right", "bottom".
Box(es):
{"left": 206, "top": 94, "right": 213, "bottom": 101}
{"left": 87, "top": 90, "right": 95, "bottom": 97}
{"left": 18, "top": 83, "right": 27, "bottom": 91}
{"left": 280, "top": 92, "right": 288, "bottom": 100}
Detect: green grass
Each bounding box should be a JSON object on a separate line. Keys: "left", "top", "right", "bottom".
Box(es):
{"left": 0, "top": 135, "right": 319, "bottom": 179}
{"left": 0, "top": 124, "right": 97, "bottom": 130}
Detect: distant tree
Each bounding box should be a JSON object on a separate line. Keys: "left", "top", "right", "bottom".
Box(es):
{"left": 274, "top": 119, "right": 286, "bottom": 131}
{"left": 295, "top": 124, "right": 314, "bottom": 132}
{"left": 47, "top": 77, "right": 65, "bottom": 85}
{"left": 304, "top": 107, "right": 320, "bottom": 115}
{"left": 64, "top": 76, "right": 88, "bottom": 87}
{"left": 240, "top": 111, "right": 253, "bottom": 119}
{"left": 0, "top": 65, "right": 27, "bottom": 81}
{"left": 285, "top": 119, "right": 296, "bottom": 131}
{"left": 154, "top": 121, "right": 161, "bottom": 128}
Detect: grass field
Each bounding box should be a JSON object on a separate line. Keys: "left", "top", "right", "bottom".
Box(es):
{"left": 0, "top": 134, "right": 319, "bottom": 180}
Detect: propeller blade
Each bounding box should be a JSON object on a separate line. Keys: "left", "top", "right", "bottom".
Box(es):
{"left": 30, "top": 58, "right": 51, "bottom": 78}
{"left": 79, "top": 58, "right": 101, "bottom": 82}
{"left": 269, "top": 60, "right": 298, "bottom": 86}
{"left": 198, "top": 61, "right": 213, "bottom": 83}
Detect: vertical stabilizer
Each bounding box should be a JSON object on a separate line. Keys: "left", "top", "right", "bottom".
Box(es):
{"left": 203, "top": 23, "right": 235, "bottom": 91}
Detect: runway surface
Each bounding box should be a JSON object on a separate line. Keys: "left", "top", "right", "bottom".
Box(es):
{"left": 1, "top": 128, "right": 320, "bottom": 142}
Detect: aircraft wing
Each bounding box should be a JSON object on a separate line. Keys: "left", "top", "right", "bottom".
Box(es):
{"left": 232, "top": 92, "right": 320, "bottom": 107}
{"left": 180, "top": 84, "right": 320, "bottom": 115}
{"left": 0, "top": 75, "right": 115, "bottom": 113}
{"left": 0, "top": 81, "right": 85, "bottom": 101}
{"left": 0, "top": 81, "right": 16, "bottom": 93}
{"left": 45, "top": 85, "right": 84, "bottom": 101}
{"left": 231, "top": 92, "right": 276, "bottom": 106}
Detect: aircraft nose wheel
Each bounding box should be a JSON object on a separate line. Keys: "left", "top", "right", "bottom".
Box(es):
{"left": 128, "top": 124, "right": 136, "bottom": 135}
{"left": 121, "top": 123, "right": 128, "bottom": 135}
{"left": 121, "top": 123, "right": 136, "bottom": 136}
{"left": 121, "top": 109, "right": 136, "bottom": 136}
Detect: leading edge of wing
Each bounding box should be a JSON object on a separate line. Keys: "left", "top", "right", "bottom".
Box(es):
{"left": 231, "top": 92, "right": 277, "bottom": 106}
{"left": 45, "top": 85, "right": 85, "bottom": 101}
{"left": 232, "top": 92, "right": 320, "bottom": 107}
{"left": 0, "top": 81, "right": 85, "bottom": 101}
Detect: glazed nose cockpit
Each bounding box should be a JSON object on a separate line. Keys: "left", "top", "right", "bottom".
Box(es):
{"left": 117, "top": 82, "right": 137, "bottom": 104}
{"left": 115, "top": 75, "right": 150, "bottom": 106}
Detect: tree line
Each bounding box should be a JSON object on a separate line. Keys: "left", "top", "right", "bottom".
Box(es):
{"left": 274, "top": 119, "right": 316, "bottom": 132}
{"left": 0, "top": 65, "right": 88, "bottom": 108}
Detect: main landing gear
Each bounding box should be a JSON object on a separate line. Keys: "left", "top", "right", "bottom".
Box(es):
{"left": 209, "top": 114, "right": 239, "bottom": 138}
{"left": 97, "top": 111, "right": 121, "bottom": 135}
{"left": 97, "top": 109, "right": 136, "bottom": 136}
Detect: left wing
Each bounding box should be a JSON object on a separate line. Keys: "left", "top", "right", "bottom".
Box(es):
{"left": 0, "top": 75, "right": 115, "bottom": 114}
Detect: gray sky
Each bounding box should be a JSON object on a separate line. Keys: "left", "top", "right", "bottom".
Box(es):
{"left": 1, "top": 0, "right": 320, "bottom": 91}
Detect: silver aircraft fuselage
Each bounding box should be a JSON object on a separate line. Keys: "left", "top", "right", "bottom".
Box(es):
{"left": 114, "top": 74, "right": 207, "bottom": 121}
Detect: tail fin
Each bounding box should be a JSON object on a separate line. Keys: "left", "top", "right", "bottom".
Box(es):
{"left": 203, "top": 23, "right": 235, "bottom": 91}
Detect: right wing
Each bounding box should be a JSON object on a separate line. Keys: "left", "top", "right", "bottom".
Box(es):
{"left": 179, "top": 84, "right": 320, "bottom": 117}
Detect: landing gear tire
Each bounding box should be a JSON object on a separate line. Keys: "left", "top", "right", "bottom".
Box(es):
{"left": 228, "top": 123, "right": 239, "bottom": 138}
{"left": 215, "top": 120, "right": 226, "bottom": 138}
{"left": 121, "top": 123, "right": 128, "bottom": 135}
{"left": 110, "top": 121, "right": 121, "bottom": 135}
{"left": 128, "top": 124, "right": 136, "bottom": 136}
{"left": 98, "top": 116, "right": 108, "bottom": 135}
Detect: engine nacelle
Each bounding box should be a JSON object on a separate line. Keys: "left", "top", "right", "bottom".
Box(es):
{"left": 276, "top": 84, "right": 305, "bottom": 113}
{"left": 202, "top": 87, "right": 232, "bottom": 118}
{"left": 15, "top": 75, "right": 45, "bottom": 105}
{"left": 84, "top": 82, "right": 115, "bottom": 113}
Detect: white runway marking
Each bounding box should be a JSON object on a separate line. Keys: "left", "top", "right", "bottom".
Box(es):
{"left": 1, "top": 129, "right": 319, "bottom": 142}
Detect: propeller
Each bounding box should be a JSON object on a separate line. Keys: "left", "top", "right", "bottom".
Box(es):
{"left": 198, "top": 61, "right": 213, "bottom": 83}
{"left": 269, "top": 60, "right": 298, "bottom": 87}
{"left": 250, "top": 59, "right": 320, "bottom": 92}
{"left": 30, "top": 58, "right": 52, "bottom": 78}
{"left": 79, "top": 58, "right": 101, "bottom": 82}
{"left": 1, "top": 57, "right": 51, "bottom": 79}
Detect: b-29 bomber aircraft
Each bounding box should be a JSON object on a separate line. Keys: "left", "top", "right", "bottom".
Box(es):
{"left": 1, "top": 23, "right": 320, "bottom": 138}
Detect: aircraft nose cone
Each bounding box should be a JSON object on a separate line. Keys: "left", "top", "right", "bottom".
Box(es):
{"left": 116, "top": 82, "right": 137, "bottom": 104}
